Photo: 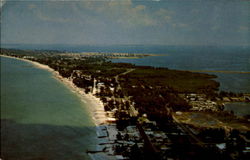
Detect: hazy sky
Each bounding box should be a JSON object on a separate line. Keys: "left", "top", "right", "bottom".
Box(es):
{"left": 1, "top": 0, "right": 249, "bottom": 46}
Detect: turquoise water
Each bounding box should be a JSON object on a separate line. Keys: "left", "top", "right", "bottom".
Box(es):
{"left": 1, "top": 57, "right": 97, "bottom": 160}
{"left": 3, "top": 45, "right": 250, "bottom": 92}
{"left": 1, "top": 46, "right": 249, "bottom": 159}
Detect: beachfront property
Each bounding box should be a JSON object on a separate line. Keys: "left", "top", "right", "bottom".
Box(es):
{"left": 1, "top": 49, "right": 250, "bottom": 160}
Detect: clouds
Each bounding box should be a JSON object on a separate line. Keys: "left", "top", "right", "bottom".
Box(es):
{"left": 75, "top": 0, "right": 172, "bottom": 27}
{"left": 21, "top": 0, "right": 161, "bottom": 27}
{"left": 238, "top": 26, "right": 249, "bottom": 33}
{"left": 27, "top": 3, "right": 72, "bottom": 23}
{"left": 1, "top": 0, "right": 249, "bottom": 46}
{"left": 0, "top": 0, "right": 6, "bottom": 9}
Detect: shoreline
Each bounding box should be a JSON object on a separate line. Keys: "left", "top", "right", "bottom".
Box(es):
{"left": 0, "top": 55, "right": 108, "bottom": 127}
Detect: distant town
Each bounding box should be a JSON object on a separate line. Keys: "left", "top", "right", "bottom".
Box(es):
{"left": 1, "top": 48, "right": 250, "bottom": 160}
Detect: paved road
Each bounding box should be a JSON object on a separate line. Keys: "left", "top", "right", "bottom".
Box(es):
{"left": 115, "top": 68, "right": 135, "bottom": 90}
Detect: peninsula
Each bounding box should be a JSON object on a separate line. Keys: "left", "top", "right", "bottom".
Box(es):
{"left": 1, "top": 48, "right": 249, "bottom": 160}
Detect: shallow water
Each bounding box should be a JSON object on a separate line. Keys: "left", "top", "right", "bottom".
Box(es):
{"left": 1, "top": 57, "right": 97, "bottom": 160}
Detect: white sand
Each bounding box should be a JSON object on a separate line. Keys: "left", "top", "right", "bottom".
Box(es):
{"left": 0, "top": 55, "right": 108, "bottom": 126}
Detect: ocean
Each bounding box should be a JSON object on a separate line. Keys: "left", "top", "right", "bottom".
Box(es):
{"left": 1, "top": 57, "right": 97, "bottom": 160}
{"left": 1, "top": 45, "right": 250, "bottom": 159}
{"left": 2, "top": 44, "right": 250, "bottom": 93}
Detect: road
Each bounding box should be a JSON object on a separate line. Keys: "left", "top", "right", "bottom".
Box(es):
{"left": 115, "top": 68, "right": 135, "bottom": 90}
{"left": 172, "top": 114, "right": 205, "bottom": 147}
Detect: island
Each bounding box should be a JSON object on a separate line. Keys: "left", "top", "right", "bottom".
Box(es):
{"left": 1, "top": 48, "right": 249, "bottom": 160}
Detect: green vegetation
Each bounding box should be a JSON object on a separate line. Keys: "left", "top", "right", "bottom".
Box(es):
{"left": 2, "top": 48, "right": 249, "bottom": 160}
{"left": 120, "top": 68, "right": 219, "bottom": 93}
{"left": 0, "top": 48, "right": 220, "bottom": 123}
{"left": 118, "top": 67, "right": 219, "bottom": 122}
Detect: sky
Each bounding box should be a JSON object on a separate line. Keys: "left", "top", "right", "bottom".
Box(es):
{"left": 1, "top": 0, "right": 249, "bottom": 46}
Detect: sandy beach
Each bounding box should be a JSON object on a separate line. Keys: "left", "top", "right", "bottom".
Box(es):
{"left": 0, "top": 55, "right": 107, "bottom": 126}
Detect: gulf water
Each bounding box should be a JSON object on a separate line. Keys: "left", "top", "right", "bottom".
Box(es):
{"left": 1, "top": 45, "right": 250, "bottom": 159}
{"left": 3, "top": 44, "right": 250, "bottom": 92}
{"left": 1, "top": 57, "right": 97, "bottom": 160}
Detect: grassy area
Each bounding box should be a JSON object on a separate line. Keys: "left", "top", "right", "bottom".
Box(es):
{"left": 174, "top": 111, "right": 250, "bottom": 131}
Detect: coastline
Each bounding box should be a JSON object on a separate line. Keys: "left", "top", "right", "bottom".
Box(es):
{"left": 0, "top": 55, "right": 107, "bottom": 126}
{"left": 2, "top": 52, "right": 250, "bottom": 159}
